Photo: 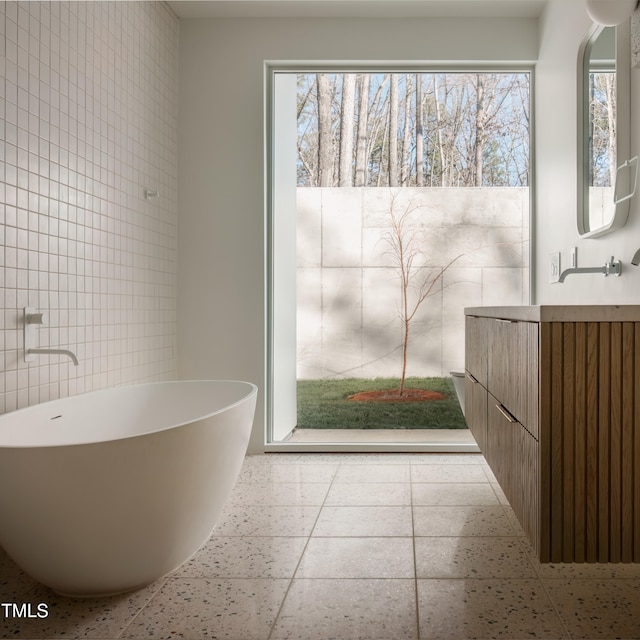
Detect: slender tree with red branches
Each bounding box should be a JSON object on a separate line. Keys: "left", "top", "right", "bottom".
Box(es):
{"left": 382, "top": 194, "right": 465, "bottom": 396}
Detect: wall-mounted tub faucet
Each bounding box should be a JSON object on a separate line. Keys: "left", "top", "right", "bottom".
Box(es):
{"left": 27, "top": 348, "right": 79, "bottom": 366}
{"left": 558, "top": 256, "right": 621, "bottom": 283}
{"left": 23, "top": 308, "right": 79, "bottom": 366}
{"left": 632, "top": 249, "right": 640, "bottom": 266}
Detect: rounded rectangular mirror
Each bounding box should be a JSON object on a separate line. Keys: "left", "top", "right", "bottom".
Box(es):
{"left": 577, "top": 20, "right": 632, "bottom": 238}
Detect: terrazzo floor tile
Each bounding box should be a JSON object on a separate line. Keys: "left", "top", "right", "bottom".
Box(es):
{"left": 408, "top": 453, "right": 485, "bottom": 465}
{"left": 502, "top": 506, "right": 527, "bottom": 537}
{"left": 324, "top": 481, "right": 412, "bottom": 506}
{"left": 529, "top": 557, "right": 640, "bottom": 579}
{"left": 265, "top": 463, "right": 340, "bottom": 483}
{"left": 410, "top": 464, "right": 489, "bottom": 483}
{"left": 212, "top": 505, "right": 321, "bottom": 537}
{"left": 412, "top": 482, "right": 500, "bottom": 506}
{"left": 333, "top": 463, "right": 410, "bottom": 483}
{"left": 295, "top": 537, "right": 415, "bottom": 578}
{"left": 0, "top": 552, "right": 40, "bottom": 601}
{"left": 414, "top": 536, "right": 537, "bottom": 579}
{"left": 542, "top": 578, "right": 640, "bottom": 639}
{"left": 120, "top": 577, "right": 290, "bottom": 640}
{"left": 236, "top": 462, "right": 338, "bottom": 484}
{"left": 412, "top": 506, "right": 515, "bottom": 537}
{"left": 335, "top": 453, "right": 422, "bottom": 464}
{"left": 259, "top": 453, "right": 346, "bottom": 464}
{"left": 0, "top": 579, "right": 166, "bottom": 638}
{"left": 9, "top": 452, "right": 637, "bottom": 640}
{"left": 270, "top": 578, "right": 418, "bottom": 640}
{"left": 173, "top": 536, "right": 308, "bottom": 579}
{"left": 312, "top": 506, "right": 413, "bottom": 537}
{"left": 480, "top": 463, "right": 498, "bottom": 482}
{"left": 228, "top": 481, "right": 331, "bottom": 506}
{"left": 490, "top": 481, "right": 510, "bottom": 505}
{"left": 417, "top": 578, "right": 569, "bottom": 639}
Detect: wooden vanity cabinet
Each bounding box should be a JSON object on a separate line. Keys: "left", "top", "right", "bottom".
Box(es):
{"left": 465, "top": 315, "right": 540, "bottom": 556}
{"left": 465, "top": 307, "right": 640, "bottom": 564}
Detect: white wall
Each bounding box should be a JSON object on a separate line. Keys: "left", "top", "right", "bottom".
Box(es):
{"left": 0, "top": 2, "right": 179, "bottom": 414}
{"left": 177, "top": 16, "right": 539, "bottom": 452}
{"left": 297, "top": 187, "right": 529, "bottom": 380}
{"left": 535, "top": 0, "right": 640, "bottom": 303}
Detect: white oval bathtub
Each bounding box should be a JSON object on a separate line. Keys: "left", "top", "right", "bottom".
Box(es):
{"left": 0, "top": 380, "right": 257, "bottom": 597}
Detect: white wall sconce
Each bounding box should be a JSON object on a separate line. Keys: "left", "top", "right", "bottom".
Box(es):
{"left": 144, "top": 188, "right": 160, "bottom": 199}
{"left": 586, "top": 0, "right": 638, "bottom": 25}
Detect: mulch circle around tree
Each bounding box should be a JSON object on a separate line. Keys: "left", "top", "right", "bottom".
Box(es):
{"left": 347, "top": 389, "right": 445, "bottom": 403}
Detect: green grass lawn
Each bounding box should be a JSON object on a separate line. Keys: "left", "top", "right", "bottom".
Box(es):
{"left": 297, "top": 377, "right": 467, "bottom": 429}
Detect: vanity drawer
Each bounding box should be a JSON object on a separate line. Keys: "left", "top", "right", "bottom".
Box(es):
{"left": 487, "top": 318, "right": 539, "bottom": 438}
{"left": 465, "top": 316, "right": 489, "bottom": 386}
{"left": 465, "top": 372, "right": 487, "bottom": 452}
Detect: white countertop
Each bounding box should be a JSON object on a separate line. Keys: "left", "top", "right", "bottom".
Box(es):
{"left": 464, "top": 305, "right": 640, "bottom": 322}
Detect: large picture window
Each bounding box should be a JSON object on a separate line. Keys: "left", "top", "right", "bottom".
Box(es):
{"left": 268, "top": 68, "right": 532, "bottom": 449}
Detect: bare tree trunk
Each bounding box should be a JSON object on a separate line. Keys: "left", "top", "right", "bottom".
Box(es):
{"left": 386, "top": 197, "right": 412, "bottom": 395}
{"left": 434, "top": 75, "right": 447, "bottom": 187}
{"left": 317, "top": 73, "right": 334, "bottom": 186}
{"left": 389, "top": 74, "right": 399, "bottom": 187}
{"left": 297, "top": 81, "right": 315, "bottom": 119}
{"left": 604, "top": 73, "right": 616, "bottom": 187}
{"left": 415, "top": 74, "right": 424, "bottom": 186}
{"left": 401, "top": 74, "right": 413, "bottom": 186}
{"left": 339, "top": 74, "right": 356, "bottom": 187}
{"left": 400, "top": 258, "right": 411, "bottom": 396}
{"left": 297, "top": 140, "right": 316, "bottom": 186}
{"left": 364, "top": 76, "right": 390, "bottom": 185}
{"left": 378, "top": 116, "right": 389, "bottom": 186}
{"left": 355, "top": 74, "right": 370, "bottom": 186}
{"left": 474, "top": 74, "right": 486, "bottom": 187}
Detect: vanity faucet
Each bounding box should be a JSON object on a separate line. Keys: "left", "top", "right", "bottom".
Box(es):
{"left": 558, "top": 257, "right": 621, "bottom": 283}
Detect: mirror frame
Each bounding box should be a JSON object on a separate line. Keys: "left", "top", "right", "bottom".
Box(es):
{"left": 577, "top": 20, "right": 631, "bottom": 238}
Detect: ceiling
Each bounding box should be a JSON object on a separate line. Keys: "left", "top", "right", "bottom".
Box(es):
{"left": 167, "top": 0, "right": 548, "bottom": 19}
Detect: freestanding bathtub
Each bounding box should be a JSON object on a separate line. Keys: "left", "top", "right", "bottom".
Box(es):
{"left": 0, "top": 380, "right": 257, "bottom": 597}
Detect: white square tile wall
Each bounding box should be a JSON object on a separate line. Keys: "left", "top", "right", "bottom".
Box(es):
{"left": 0, "top": 1, "right": 179, "bottom": 414}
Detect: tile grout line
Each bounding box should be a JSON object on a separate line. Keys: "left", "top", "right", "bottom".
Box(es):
{"left": 114, "top": 576, "right": 170, "bottom": 639}
{"left": 535, "top": 567, "right": 573, "bottom": 640}
{"left": 410, "top": 458, "right": 422, "bottom": 640}
{"left": 484, "top": 454, "right": 574, "bottom": 640}
{"left": 265, "top": 457, "right": 340, "bottom": 640}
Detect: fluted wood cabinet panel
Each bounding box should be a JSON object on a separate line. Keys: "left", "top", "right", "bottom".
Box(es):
{"left": 525, "top": 322, "right": 540, "bottom": 439}
{"left": 465, "top": 316, "right": 489, "bottom": 386}
{"left": 465, "top": 374, "right": 488, "bottom": 452}
{"left": 486, "top": 399, "right": 515, "bottom": 498}
{"left": 542, "top": 321, "right": 640, "bottom": 563}
{"left": 514, "top": 422, "right": 540, "bottom": 555}
{"left": 466, "top": 310, "right": 640, "bottom": 564}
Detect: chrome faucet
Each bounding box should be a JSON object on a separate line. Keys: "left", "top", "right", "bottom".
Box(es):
{"left": 632, "top": 249, "right": 640, "bottom": 266}
{"left": 27, "top": 348, "right": 79, "bottom": 366}
{"left": 558, "top": 256, "right": 621, "bottom": 283}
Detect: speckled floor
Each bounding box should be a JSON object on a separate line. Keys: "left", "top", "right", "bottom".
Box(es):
{"left": 2, "top": 453, "right": 640, "bottom": 639}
